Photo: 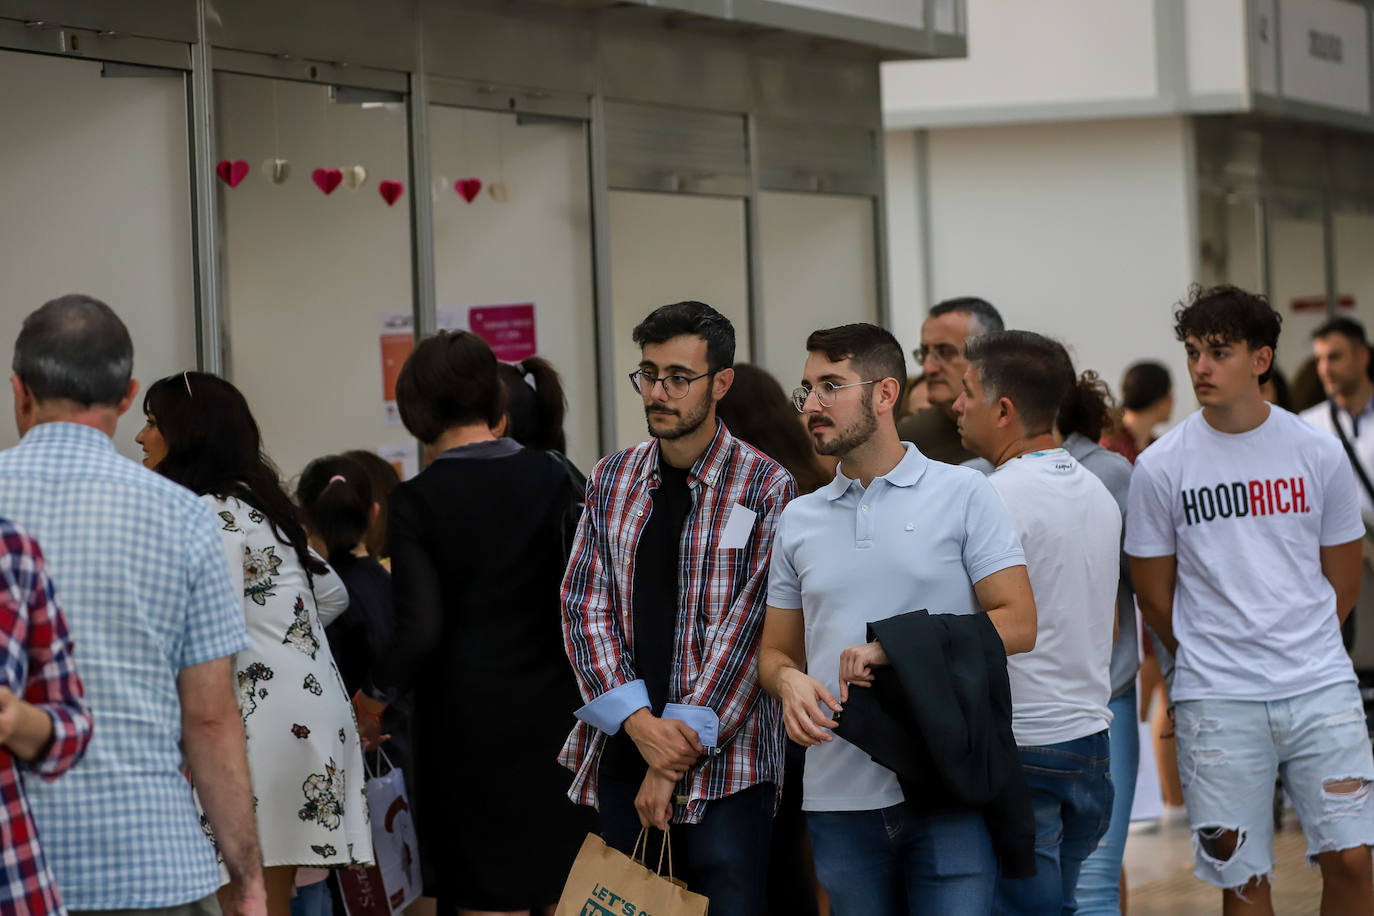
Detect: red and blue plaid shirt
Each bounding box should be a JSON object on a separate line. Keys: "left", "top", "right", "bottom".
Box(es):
{"left": 0, "top": 519, "right": 92, "bottom": 916}
{"left": 559, "top": 421, "right": 794, "bottom": 824}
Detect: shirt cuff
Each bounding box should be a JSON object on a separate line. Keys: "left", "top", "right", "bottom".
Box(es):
{"left": 575, "top": 680, "right": 650, "bottom": 735}
{"left": 662, "top": 703, "right": 719, "bottom": 747}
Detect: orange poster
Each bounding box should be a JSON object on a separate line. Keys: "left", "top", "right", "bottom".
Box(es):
{"left": 379, "top": 311, "right": 414, "bottom": 427}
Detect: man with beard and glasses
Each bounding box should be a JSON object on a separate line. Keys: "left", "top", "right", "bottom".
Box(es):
{"left": 560, "top": 301, "right": 794, "bottom": 913}
{"left": 759, "top": 323, "right": 1035, "bottom": 915}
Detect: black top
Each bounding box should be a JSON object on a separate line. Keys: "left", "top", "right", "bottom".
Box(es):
{"left": 327, "top": 552, "right": 393, "bottom": 694}
{"left": 368, "top": 437, "right": 596, "bottom": 908}
{"left": 833, "top": 609, "right": 1034, "bottom": 879}
{"left": 601, "top": 456, "right": 693, "bottom": 780}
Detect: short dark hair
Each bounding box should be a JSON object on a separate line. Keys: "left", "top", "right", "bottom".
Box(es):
{"left": 1120, "top": 360, "right": 1173, "bottom": 412}
{"left": 1173, "top": 285, "right": 1282, "bottom": 384}
{"left": 1313, "top": 316, "right": 1369, "bottom": 348}
{"left": 632, "top": 301, "right": 735, "bottom": 371}
{"left": 395, "top": 330, "right": 505, "bottom": 444}
{"left": 929, "top": 296, "right": 1004, "bottom": 336}
{"left": 13, "top": 294, "right": 133, "bottom": 407}
{"left": 965, "top": 330, "right": 1074, "bottom": 436}
{"left": 805, "top": 323, "right": 907, "bottom": 394}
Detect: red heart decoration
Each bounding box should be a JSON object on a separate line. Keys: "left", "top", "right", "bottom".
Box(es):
{"left": 312, "top": 168, "right": 343, "bottom": 195}
{"left": 379, "top": 180, "right": 404, "bottom": 206}
{"left": 216, "top": 159, "right": 250, "bottom": 188}
{"left": 455, "top": 178, "right": 482, "bottom": 203}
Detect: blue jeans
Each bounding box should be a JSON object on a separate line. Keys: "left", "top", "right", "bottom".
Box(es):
{"left": 597, "top": 775, "right": 775, "bottom": 916}
{"left": 807, "top": 803, "right": 997, "bottom": 916}
{"left": 290, "top": 879, "right": 334, "bottom": 916}
{"left": 995, "top": 730, "right": 1113, "bottom": 915}
{"left": 1075, "top": 690, "right": 1140, "bottom": 915}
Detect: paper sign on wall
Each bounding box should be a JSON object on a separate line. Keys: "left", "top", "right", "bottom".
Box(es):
{"left": 469, "top": 303, "right": 537, "bottom": 362}
{"left": 381, "top": 304, "right": 538, "bottom": 424}
{"left": 378, "top": 311, "right": 415, "bottom": 427}
{"left": 437, "top": 303, "right": 538, "bottom": 361}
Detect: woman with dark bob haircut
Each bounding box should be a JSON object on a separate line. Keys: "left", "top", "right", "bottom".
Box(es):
{"left": 352, "top": 331, "right": 596, "bottom": 915}
{"left": 136, "top": 372, "right": 371, "bottom": 916}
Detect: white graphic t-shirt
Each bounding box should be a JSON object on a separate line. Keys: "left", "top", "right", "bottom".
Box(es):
{"left": 1125, "top": 407, "right": 1364, "bottom": 702}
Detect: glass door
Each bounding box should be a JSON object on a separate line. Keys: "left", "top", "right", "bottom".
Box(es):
{"left": 215, "top": 72, "right": 413, "bottom": 480}
{"left": 0, "top": 49, "right": 196, "bottom": 458}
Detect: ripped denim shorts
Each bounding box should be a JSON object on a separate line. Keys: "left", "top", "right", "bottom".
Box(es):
{"left": 1174, "top": 680, "right": 1374, "bottom": 890}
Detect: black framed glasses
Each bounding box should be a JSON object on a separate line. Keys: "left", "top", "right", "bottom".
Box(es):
{"left": 628, "top": 368, "right": 717, "bottom": 399}
{"left": 791, "top": 379, "right": 878, "bottom": 412}
{"left": 913, "top": 343, "right": 962, "bottom": 366}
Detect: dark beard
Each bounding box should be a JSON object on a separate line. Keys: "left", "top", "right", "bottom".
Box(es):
{"left": 813, "top": 399, "right": 877, "bottom": 456}
{"left": 646, "top": 397, "right": 711, "bottom": 441}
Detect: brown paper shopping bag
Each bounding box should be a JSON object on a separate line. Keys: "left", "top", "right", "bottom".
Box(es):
{"left": 555, "top": 830, "right": 709, "bottom": 916}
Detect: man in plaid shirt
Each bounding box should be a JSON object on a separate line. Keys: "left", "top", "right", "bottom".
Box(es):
{"left": 560, "top": 301, "right": 794, "bottom": 913}
{"left": 0, "top": 519, "right": 92, "bottom": 916}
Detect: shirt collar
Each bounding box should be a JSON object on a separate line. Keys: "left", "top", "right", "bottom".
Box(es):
{"left": 822, "top": 442, "right": 930, "bottom": 501}
{"left": 637, "top": 419, "right": 735, "bottom": 489}
{"left": 20, "top": 420, "right": 117, "bottom": 452}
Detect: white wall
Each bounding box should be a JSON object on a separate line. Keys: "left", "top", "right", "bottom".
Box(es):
{"left": 882, "top": 0, "right": 1251, "bottom": 127}
{"left": 608, "top": 191, "right": 749, "bottom": 451}
{"left": 882, "top": 0, "right": 1159, "bottom": 121}
{"left": 0, "top": 50, "right": 196, "bottom": 459}
{"left": 1186, "top": 0, "right": 1249, "bottom": 96}
{"left": 428, "top": 106, "right": 599, "bottom": 471}
{"left": 1270, "top": 211, "right": 1330, "bottom": 375}
{"left": 886, "top": 116, "right": 1197, "bottom": 411}
{"left": 884, "top": 129, "right": 928, "bottom": 377}
{"left": 1335, "top": 212, "right": 1374, "bottom": 338}
{"left": 758, "top": 192, "right": 878, "bottom": 387}
{"left": 217, "top": 73, "right": 413, "bottom": 480}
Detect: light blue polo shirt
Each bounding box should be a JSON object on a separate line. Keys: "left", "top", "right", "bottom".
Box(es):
{"left": 768, "top": 443, "right": 1025, "bottom": 812}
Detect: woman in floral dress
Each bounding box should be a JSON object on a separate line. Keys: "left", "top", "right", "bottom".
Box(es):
{"left": 135, "top": 371, "right": 372, "bottom": 916}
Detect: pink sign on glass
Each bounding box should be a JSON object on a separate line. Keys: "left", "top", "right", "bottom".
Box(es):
{"left": 468, "top": 303, "right": 537, "bottom": 362}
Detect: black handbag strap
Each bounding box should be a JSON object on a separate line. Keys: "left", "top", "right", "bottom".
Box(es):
{"left": 1331, "top": 400, "right": 1374, "bottom": 506}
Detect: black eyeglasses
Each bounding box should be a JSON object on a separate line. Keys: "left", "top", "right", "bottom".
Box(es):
{"left": 628, "top": 368, "right": 717, "bottom": 399}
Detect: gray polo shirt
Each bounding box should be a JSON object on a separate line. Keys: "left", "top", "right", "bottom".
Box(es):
{"left": 768, "top": 443, "right": 1025, "bottom": 812}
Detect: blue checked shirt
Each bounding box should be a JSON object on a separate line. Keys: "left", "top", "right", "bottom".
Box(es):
{"left": 0, "top": 423, "right": 248, "bottom": 910}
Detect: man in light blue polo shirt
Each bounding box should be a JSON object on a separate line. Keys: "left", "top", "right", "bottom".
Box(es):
{"left": 759, "top": 323, "right": 1035, "bottom": 916}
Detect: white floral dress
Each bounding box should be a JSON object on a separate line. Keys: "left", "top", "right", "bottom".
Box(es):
{"left": 206, "top": 496, "right": 373, "bottom": 868}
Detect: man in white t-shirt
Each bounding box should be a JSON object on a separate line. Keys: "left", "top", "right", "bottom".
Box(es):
{"left": 1127, "top": 285, "right": 1374, "bottom": 914}
{"left": 1300, "top": 316, "right": 1374, "bottom": 519}
{"left": 953, "top": 330, "right": 1120, "bottom": 914}
{"left": 758, "top": 323, "right": 1036, "bottom": 915}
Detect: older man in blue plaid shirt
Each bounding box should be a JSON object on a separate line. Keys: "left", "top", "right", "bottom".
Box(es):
{"left": 0, "top": 295, "right": 265, "bottom": 916}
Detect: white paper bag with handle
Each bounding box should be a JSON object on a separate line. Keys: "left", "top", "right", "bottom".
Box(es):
{"left": 339, "top": 750, "right": 421, "bottom": 916}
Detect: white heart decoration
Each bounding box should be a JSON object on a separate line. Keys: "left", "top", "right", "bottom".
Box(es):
{"left": 341, "top": 165, "right": 367, "bottom": 191}
{"left": 262, "top": 158, "right": 290, "bottom": 184}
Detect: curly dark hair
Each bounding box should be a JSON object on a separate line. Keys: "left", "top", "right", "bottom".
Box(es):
{"left": 1057, "top": 369, "right": 1117, "bottom": 442}
{"left": 1173, "top": 285, "right": 1282, "bottom": 385}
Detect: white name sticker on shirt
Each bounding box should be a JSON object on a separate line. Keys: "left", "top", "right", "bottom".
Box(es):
{"left": 718, "top": 503, "right": 757, "bottom": 549}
